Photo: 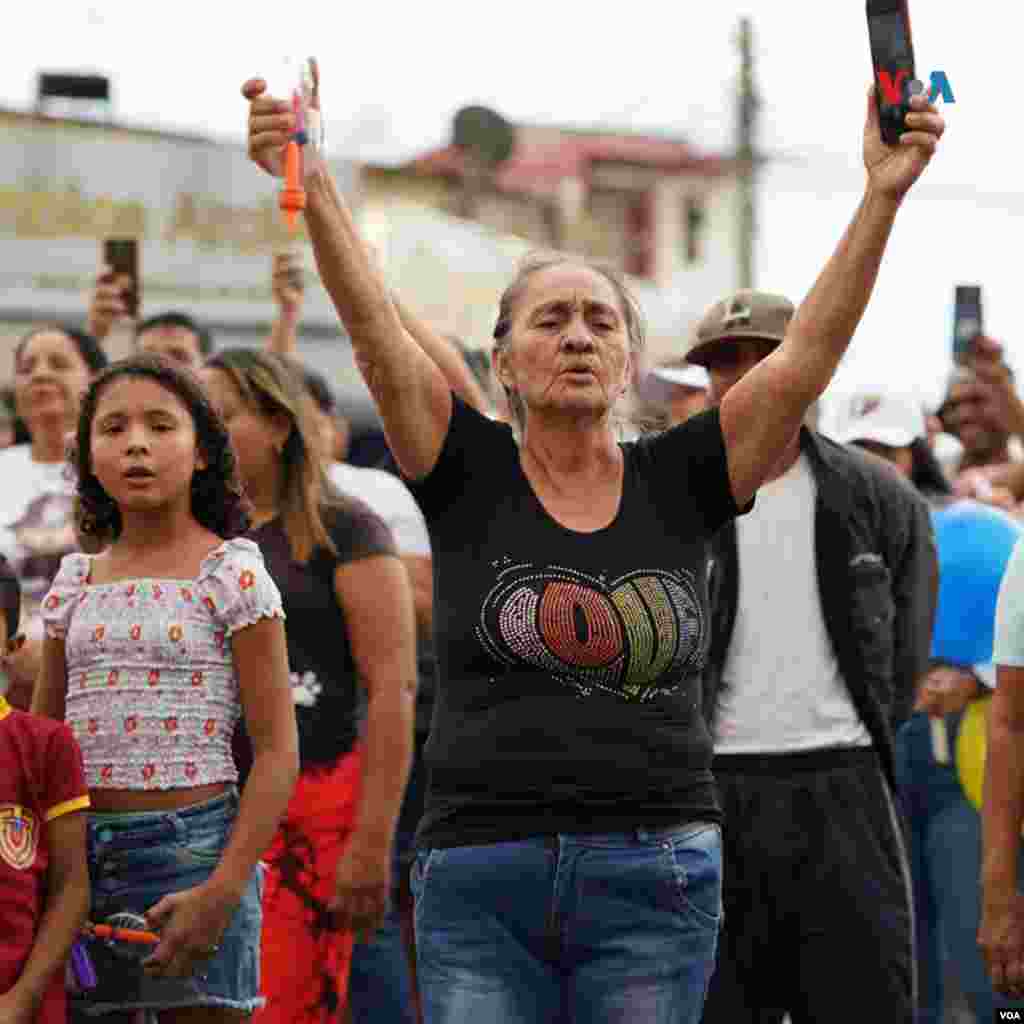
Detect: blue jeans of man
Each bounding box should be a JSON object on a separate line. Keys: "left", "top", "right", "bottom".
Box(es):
{"left": 895, "top": 710, "right": 1024, "bottom": 1023}
{"left": 411, "top": 822, "right": 722, "bottom": 1024}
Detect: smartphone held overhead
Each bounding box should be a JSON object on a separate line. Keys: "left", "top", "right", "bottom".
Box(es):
{"left": 953, "top": 285, "right": 983, "bottom": 365}
{"left": 866, "top": 0, "right": 916, "bottom": 146}
{"left": 102, "top": 237, "right": 139, "bottom": 318}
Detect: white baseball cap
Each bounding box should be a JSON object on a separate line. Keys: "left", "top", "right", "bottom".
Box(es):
{"left": 650, "top": 364, "right": 710, "bottom": 390}
{"left": 828, "top": 393, "right": 927, "bottom": 448}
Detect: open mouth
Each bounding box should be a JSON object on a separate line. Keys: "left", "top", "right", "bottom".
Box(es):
{"left": 124, "top": 468, "right": 155, "bottom": 480}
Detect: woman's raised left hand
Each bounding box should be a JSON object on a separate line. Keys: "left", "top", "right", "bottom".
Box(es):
{"left": 863, "top": 86, "right": 945, "bottom": 202}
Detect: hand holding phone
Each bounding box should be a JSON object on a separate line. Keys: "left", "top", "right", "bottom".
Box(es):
{"left": 953, "top": 285, "right": 983, "bottom": 365}
{"left": 271, "top": 250, "right": 305, "bottom": 318}
{"left": 867, "top": 0, "right": 916, "bottom": 146}
{"left": 102, "top": 238, "right": 140, "bottom": 318}
{"left": 86, "top": 269, "right": 128, "bottom": 342}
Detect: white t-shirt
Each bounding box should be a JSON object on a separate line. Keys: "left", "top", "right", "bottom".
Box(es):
{"left": 995, "top": 536, "right": 1024, "bottom": 668}
{"left": 715, "top": 454, "right": 871, "bottom": 754}
{"left": 327, "top": 462, "right": 430, "bottom": 557}
{"left": 0, "top": 445, "right": 78, "bottom": 627}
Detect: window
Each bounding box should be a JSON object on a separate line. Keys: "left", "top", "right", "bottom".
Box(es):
{"left": 542, "top": 199, "right": 564, "bottom": 249}
{"left": 625, "top": 193, "right": 655, "bottom": 280}
{"left": 683, "top": 196, "right": 705, "bottom": 265}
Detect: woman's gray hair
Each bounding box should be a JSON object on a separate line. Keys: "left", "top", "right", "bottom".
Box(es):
{"left": 492, "top": 252, "right": 647, "bottom": 436}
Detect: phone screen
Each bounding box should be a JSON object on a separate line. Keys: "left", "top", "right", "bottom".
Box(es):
{"left": 867, "top": 2, "right": 915, "bottom": 145}
{"left": 953, "top": 286, "right": 983, "bottom": 363}
{"left": 869, "top": 11, "right": 912, "bottom": 62}
{"left": 103, "top": 238, "right": 139, "bottom": 318}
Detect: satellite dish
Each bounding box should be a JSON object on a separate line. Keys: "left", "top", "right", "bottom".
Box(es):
{"left": 452, "top": 106, "right": 516, "bottom": 168}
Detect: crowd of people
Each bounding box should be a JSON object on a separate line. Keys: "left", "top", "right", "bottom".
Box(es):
{"left": 1, "top": 64, "right": 1023, "bottom": 1024}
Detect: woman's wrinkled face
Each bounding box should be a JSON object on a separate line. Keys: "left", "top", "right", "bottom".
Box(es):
{"left": 14, "top": 331, "right": 93, "bottom": 427}
{"left": 496, "top": 265, "right": 632, "bottom": 425}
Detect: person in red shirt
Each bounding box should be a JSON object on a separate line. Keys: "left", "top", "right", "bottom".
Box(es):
{"left": 0, "top": 555, "right": 90, "bottom": 1024}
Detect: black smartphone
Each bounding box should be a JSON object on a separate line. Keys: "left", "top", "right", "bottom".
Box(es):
{"left": 953, "top": 285, "right": 983, "bottom": 365}
{"left": 867, "top": 0, "right": 916, "bottom": 146}
{"left": 103, "top": 238, "right": 139, "bottom": 318}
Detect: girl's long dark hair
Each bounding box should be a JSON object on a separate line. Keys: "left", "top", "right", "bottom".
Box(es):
{"left": 72, "top": 354, "right": 251, "bottom": 546}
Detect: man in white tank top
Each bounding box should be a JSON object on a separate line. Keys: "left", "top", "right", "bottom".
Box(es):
{"left": 674, "top": 291, "right": 936, "bottom": 1023}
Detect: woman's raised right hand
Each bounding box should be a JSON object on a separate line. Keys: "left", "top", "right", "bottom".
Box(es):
{"left": 241, "top": 78, "right": 295, "bottom": 179}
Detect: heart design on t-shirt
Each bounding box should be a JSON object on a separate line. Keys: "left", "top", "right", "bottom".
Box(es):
{"left": 476, "top": 565, "right": 705, "bottom": 701}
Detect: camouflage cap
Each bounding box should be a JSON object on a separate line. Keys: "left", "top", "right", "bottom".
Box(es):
{"left": 684, "top": 289, "right": 795, "bottom": 367}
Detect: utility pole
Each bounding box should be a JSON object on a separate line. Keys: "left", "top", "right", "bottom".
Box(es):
{"left": 736, "top": 16, "right": 759, "bottom": 290}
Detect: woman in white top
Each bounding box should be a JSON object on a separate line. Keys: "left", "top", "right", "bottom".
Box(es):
{"left": 0, "top": 325, "right": 107, "bottom": 708}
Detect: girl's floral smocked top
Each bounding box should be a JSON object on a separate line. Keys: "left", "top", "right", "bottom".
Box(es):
{"left": 41, "top": 538, "right": 284, "bottom": 791}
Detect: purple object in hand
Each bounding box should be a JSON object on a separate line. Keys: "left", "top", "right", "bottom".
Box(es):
{"left": 70, "top": 939, "right": 97, "bottom": 990}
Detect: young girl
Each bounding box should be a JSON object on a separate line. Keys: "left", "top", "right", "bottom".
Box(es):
{"left": 31, "top": 354, "right": 299, "bottom": 1022}
{"left": 199, "top": 349, "right": 416, "bottom": 1024}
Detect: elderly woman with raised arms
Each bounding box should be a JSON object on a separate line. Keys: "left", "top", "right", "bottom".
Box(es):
{"left": 241, "top": 72, "right": 943, "bottom": 1024}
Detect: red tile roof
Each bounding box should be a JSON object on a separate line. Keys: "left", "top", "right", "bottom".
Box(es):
{"left": 411, "top": 130, "right": 732, "bottom": 197}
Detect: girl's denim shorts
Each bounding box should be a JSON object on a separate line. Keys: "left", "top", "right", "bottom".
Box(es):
{"left": 73, "top": 787, "right": 264, "bottom": 1016}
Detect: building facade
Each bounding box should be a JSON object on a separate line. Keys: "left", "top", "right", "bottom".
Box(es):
{"left": 359, "top": 120, "right": 744, "bottom": 365}
{"left": 0, "top": 106, "right": 365, "bottom": 394}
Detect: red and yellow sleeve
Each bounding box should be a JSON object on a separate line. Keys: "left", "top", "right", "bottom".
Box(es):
{"left": 41, "top": 723, "right": 90, "bottom": 822}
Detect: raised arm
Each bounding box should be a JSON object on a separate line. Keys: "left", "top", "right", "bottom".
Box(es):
{"left": 244, "top": 78, "right": 452, "bottom": 480}
{"left": 390, "top": 294, "right": 489, "bottom": 413}
{"left": 719, "top": 87, "right": 944, "bottom": 507}
{"left": 265, "top": 251, "right": 305, "bottom": 357}
{"left": 85, "top": 262, "right": 131, "bottom": 347}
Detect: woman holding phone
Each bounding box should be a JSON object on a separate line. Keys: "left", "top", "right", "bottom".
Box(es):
{"left": 242, "top": 67, "right": 944, "bottom": 1023}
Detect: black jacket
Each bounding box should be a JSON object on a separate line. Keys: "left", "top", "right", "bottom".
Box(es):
{"left": 702, "top": 429, "right": 938, "bottom": 790}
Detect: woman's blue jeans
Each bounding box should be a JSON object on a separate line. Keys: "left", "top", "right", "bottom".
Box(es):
{"left": 411, "top": 822, "right": 722, "bottom": 1024}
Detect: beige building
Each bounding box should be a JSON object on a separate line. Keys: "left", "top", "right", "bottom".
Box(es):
{"left": 0, "top": 105, "right": 745, "bottom": 425}
{"left": 0, "top": 105, "right": 364, "bottom": 396}
{"left": 359, "top": 121, "right": 744, "bottom": 364}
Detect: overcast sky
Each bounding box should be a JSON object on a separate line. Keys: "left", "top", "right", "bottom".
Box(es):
{"left": 4, "top": 1, "right": 1019, "bottom": 409}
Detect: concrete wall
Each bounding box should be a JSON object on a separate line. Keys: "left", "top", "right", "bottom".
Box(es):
{"left": 358, "top": 160, "right": 742, "bottom": 364}
{"left": 0, "top": 107, "right": 360, "bottom": 390}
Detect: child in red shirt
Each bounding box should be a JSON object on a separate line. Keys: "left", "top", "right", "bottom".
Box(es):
{"left": 0, "top": 555, "right": 90, "bottom": 1024}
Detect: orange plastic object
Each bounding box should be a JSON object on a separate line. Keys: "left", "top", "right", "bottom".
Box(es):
{"left": 86, "top": 922, "right": 161, "bottom": 945}
{"left": 279, "top": 140, "right": 306, "bottom": 231}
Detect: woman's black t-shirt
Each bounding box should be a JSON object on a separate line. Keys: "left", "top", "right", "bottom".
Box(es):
{"left": 404, "top": 395, "right": 751, "bottom": 849}
{"left": 245, "top": 500, "right": 396, "bottom": 771}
